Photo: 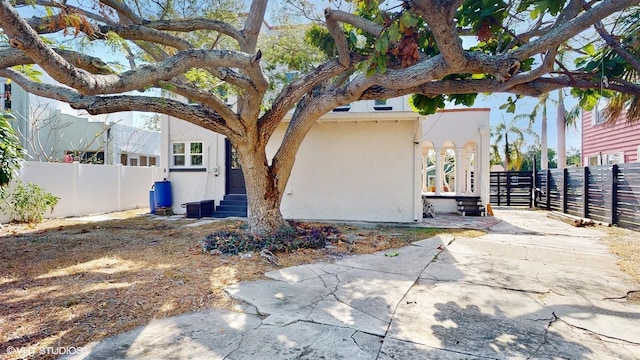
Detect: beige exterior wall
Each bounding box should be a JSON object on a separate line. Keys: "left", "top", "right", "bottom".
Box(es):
{"left": 267, "top": 117, "right": 422, "bottom": 222}
{"left": 160, "top": 115, "right": 226, "bottom": 213}
{"left": 162, "top": 94, "right": 424, "bottom": 221}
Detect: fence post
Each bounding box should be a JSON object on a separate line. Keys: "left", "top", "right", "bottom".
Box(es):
{"left": 583, "top": 166, "right": 589, "bottom": 219}
{"left": 532, "top": 157, "right": 537, "bottom": 208}
{"left": 506, "top": 172, "right": 512, "bottom": 206}
{"left": 497, "top": 173, "right": 501, "bottom": 206}
{"left": 611, "top": 164, "right": 619, "bottom": 225}
{"left": 545, "top": 169, "right": 551, "bottom": 210}
{"left": 562, "top": 168, "right": 568, "bottom": 213}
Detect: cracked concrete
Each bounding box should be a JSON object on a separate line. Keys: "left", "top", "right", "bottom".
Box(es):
{"left": 63, "top": 209, "right": 640, "bottom": 359}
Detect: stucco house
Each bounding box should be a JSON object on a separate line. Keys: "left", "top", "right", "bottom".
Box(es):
{"left": 582, "top": 107, "right": 640, "bottom": 165}
{"left": 161, "top": 96, "right": 491, "bottom": 222}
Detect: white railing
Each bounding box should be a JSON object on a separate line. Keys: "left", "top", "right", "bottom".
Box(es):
{"left": 1, "top": 161, "right": 164, "bottom": 223}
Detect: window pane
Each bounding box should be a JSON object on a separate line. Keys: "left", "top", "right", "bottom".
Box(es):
{"left": 174, "top": 155, "right": 185, "bottom": 166}
{"left": 173, "top": 143, "right": 185, "bottom": 154}
{"left": 191, "top": 142, "right": 203, "bottom": 154}
{"left": 140, "top": 156, "right": 147, "bottom": 166}
{"left": 191, "top": 155, "right": 203, "bottom": 166}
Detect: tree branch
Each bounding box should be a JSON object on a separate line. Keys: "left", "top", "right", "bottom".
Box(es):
{"left": 242, "top": 0, "right": 268, "bottom": 52}
{"left": 322, "top": 9, "right": 383, "bottom": 37}
{"left": 160, "top": 80, "right": 244, "bottom": 136}
{"left": 145, "top": 18, "right": 244, "bottom": 45}
{"left": 356, "top": 74, "right": 640, "bottom": 100}
{"left": 98, "top": 0, "right": 144, "bottom": 24}
{"left": 0, "top": 47, "right": 113, "bottom": 75}
{"left": 99, "top": 24, "right": 193, "bottom": 50}
{"left": 324, "top": 8, "right": 351, "bottom": 67}
{"left": 0, "top": 67, "right": 236, "bottom": 137}
{"left": 511, "top": 0, "right": 640, "bottom": 60}
{"left": 259, "top": 58, "right": 348, "bottom": 145}
{"left": 586, "top": 2, "right": 640, "bottom": 75}
{"left": 411, "top": 0, "right": 466, "bottom": 68}
{"left": 15, "top": 0, "right": 112, "bottom": 24}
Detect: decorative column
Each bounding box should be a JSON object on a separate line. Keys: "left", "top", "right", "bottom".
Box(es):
{"left": 455, "top": 148, "right": 464, "bottom": 195}
{"left": 465, "top": 151, "right": 473, "bottom": 195}
{"left": 422, "top": 154, "right": 429, "bottom": 192}
{"left": 435, "top": 147, "right": 442, "bottom": 195}
{"left": 470, "top": 150, "right": 478, "bottom": 195}
{"left": 479, "top": 127, "right": 491, "bottom": 205}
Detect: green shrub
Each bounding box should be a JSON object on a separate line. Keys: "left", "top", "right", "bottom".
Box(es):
{"left": 5, "top": 181, "right": 60, "bottom": 223}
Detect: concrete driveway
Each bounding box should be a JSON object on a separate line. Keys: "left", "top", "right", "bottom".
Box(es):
{"left": 66, "top": 209, "right": 640, "bottom": 359}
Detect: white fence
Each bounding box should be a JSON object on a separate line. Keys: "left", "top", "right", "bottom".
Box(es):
{"left": 1, "top": 161, "right": 164, "bottom": 223}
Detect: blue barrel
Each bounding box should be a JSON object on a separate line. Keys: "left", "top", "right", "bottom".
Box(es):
{"left": 154, "top": 180, "right": 173, "bottom": 208}
{"left": 149, "top": 189, "right": 156, "bottom": 214}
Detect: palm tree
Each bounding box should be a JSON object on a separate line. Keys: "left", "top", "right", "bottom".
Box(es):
{"left": 492, "top": 117, "right": 527, "bottom": 171}
{"left": 556, "top": 90, "right": 580, "bottom": 169}
{"left": 595, "top": 7, "right": 640, "bottom": 123}
{"left": 516, "top": 93, "right": 552, "bottom": 169}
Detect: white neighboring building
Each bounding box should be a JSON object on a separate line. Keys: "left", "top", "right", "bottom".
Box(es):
{"left": 161, "top": 95, "right": 492, "bottom": 221}
{"left": 1, "top": 78, "right": 160, "bottom": 166}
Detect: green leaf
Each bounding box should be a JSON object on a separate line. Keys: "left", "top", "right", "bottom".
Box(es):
{"left": 583, "top": 43, "right": 596, "bottom": 56}
{"left": 387, "top": 24, "right": 401, "bottom": 42}
{"left": 410, "top": 94, "right": 446, "bottom": 115}
{"left": 400, "top": 11, "right": 418, "bottom": 29}
{"left": 374, "top": 35, "right": 389, "bottom": 52}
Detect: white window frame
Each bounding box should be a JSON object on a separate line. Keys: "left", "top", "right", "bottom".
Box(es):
{"left": 607, "top": 151, "right": 624, "bottom": 165}
{"left": 587, "top": 153, "right": 608, "bottom": 166}
{"left": 592, "top": 98, "right": 608, "bottom": 125}
{"left": 171, "top": 141, "right": 205, "bottom": 168}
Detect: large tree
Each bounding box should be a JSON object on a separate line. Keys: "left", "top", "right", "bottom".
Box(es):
{"left": 1, "top": 0, "right": 639, "bottom": 235}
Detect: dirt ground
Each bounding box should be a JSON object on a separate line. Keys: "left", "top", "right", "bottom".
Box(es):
{"left": 0, "top": 210, "right": 484, "bottom": 360}
{"left": 607, "top": 226, "right": 640, "bottom": 284}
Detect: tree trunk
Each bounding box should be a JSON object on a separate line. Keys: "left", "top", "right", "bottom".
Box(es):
{"left": 557, "top": 91, "right": 567, "bottom": 169}
{"left": 236, "top": 144, "right": 289, "bottom": 237}
{"left": 504, "top": 133, "right": 510, "bottom": 170}
{"left": 541, "top": 107, "right": 549, "bottom": 170}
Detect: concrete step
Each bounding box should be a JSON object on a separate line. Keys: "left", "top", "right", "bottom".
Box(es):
{"left": 216, "top": 204, "right": 248, "bottom": 212}
{"left": 224, "top": 194, "right": 248, "bottom": 202}
{"left": 219, "top": 199, "right": 247, "bottom": 207}
{"left": 459, "top": 209, "right": 486, "bottom": 216}
{"left": 212, "top": 211, "right": 247, "bottom": 218}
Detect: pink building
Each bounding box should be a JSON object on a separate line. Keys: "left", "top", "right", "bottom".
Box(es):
{"left": 582, "top": 109, "right": 640, "bottom": 166}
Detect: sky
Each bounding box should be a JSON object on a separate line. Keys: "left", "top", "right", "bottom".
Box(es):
{"left": 464, "top": 93, "right": 582, "bottom": 154}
